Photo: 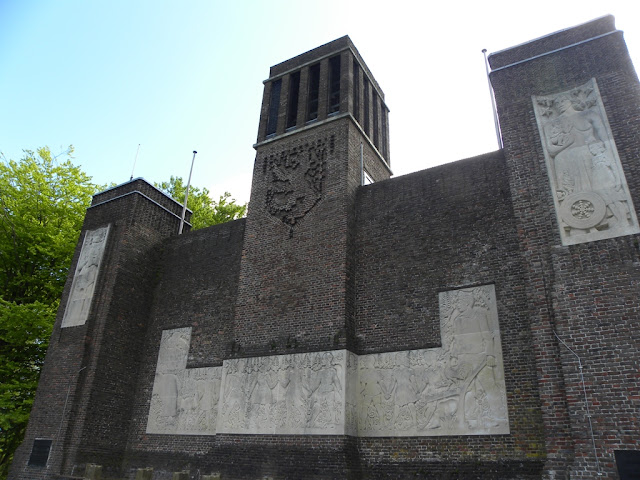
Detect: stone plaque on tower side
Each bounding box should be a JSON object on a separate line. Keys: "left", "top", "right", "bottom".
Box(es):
{"left": 61, "top": 225, "right": 110, "bottom": 328}
{"left": 533, "top": 79, "right": 640, "bottom": 245}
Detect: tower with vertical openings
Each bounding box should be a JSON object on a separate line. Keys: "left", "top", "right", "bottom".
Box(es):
{"left": 10, "top": 17, "right": 640, "bottom": 480}
{"left": 233, "top": 36, "right": 391, "bottom": 361}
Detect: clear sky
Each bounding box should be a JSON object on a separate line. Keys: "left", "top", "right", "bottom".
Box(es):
{"left": 1, "top": 0, "right": 638, "bottom": 205}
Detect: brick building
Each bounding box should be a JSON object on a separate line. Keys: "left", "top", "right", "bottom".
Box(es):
{"left": 9, "top": 15, "right": 640, "bottom": 479}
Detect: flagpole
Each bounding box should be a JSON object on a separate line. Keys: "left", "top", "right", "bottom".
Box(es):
{"left": 178, "top": 150, "right": 197, "bottom": 235}
{"left": 482, "top": 49, "right": 502, "bottom": 149}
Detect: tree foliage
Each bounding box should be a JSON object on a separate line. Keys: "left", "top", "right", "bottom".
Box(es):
{"left": 0, "top": 147, "right": 101, "bottom": 478}
{"left": 156, "top": 176, "right": 247, "bottom": 229}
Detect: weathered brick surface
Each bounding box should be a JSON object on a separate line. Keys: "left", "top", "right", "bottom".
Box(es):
{"left": 11, "top": 16, "right": 640, "bottom": 480}
{"left": 490, "top": 15, "right": 640, "bottom": 479}
{"left": 489, "top": 15, "right": 617, "bottom": 70}
{"left": 10, "top": 181, "right": 186, "bottom": 479}
{"left": 353, "top": 152, "right": 545, "bottom": 476}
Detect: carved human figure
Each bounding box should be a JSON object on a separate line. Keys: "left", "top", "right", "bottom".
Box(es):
{"left": 157, "top": 330, "right": 190, "bottom": 370}
{"left": 157, "top": 373, "right": 179, "bottom": 418}
{"left": 376, "top": 369, "right": 396, "bottom": 429}
{"left": 534, "top": 81, "right": 640, "bottom": 244}
{"left": 63, "top": 227, "right": 108, "bottom": 326}
{"left": 309, "top": 353, "right": 342, "bottom": 426}
{"left": 543, "top": 93, "right": 607, "bottom": 198}
{"left": 446, "top": 289, "right": 504, "bottom": 427}
{"left": 222, "top": 361, "right": 245, "bottom": 428}
{"left": 393, "top": 352, "right": 419, "bottom": 430}
{"left": 589, "top": 141, "right": 630, "bottom": 225}
{"left": 449, "top": 291, "right": 494, "bottom": 360}
{"left": 247, "top": 360, "right": 278, "bottom": 426}
{"left": 279, "top": 356, "right": 305, "bottom": 426}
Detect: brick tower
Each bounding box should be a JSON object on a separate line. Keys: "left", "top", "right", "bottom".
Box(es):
{"left": 231, "top": 36, "right": 391, "bottom": 358}
{"left": 9, "top": 181, "right": 190, "bottom": 479}
{"left": 10, "top": 18, "right": 640, "bottom": 480}
{"left": 489, "top": 15, "right": 640, "bottom": 478}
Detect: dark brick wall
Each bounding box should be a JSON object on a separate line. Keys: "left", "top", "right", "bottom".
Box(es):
{"left": 123, "top": 435, "right": 360, "bottom": 480}
{"left": 353, "top": 152, "right": 546, "bottom": 476}
{"left": 489, "top": 15, "right": 616, "bottom": 70}
{"left": 122, "top": 220, "right": 246, "bottom": 475}
{"left": 234, "top": 119, "right": 352, "bottom": 358}
{"left": 490, "top": 15, "right": 640, "bottom": 479}
{"left": 10, "top": 180, "right": 185, "bottom": 479}
{"left": 92, "top": 178, "right": 191, "bottom": 226}
{"left": 11, "top": 17, "right": 640, "bottom": 480}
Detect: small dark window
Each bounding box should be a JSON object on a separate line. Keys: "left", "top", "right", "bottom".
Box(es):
{"left": 28, "top": 439, "right": 52, "bottom": 467}
{"left": 307, "top": 63, "right": 320, "bottom": 122}
{"left": 373, "top": 92, "right": 379, "bottom": 149}
{"left": 363, "top": 77, "right": 370, "bottom": 136}
{"left": 616, "top": 450, "right": 640, "bottom": 479}
{"left": 286, "top": 71, "right": 300, "bottom": 129}
{"left": 353, "top": 60, "right": 360, "bottom": 123}
{"left": 266, "top": 79, "right": 282, "bottom": 136}
{"left": 328, "top": 55, "right": 341, "bottom": 114}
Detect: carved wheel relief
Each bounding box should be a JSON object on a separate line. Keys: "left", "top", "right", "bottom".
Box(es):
{"left": 263, "top": 136, "right": 334, "bottom": 236}
{"left": 146, "top": 286, "right": 509, "bottom": 437}
{"left": 533, "top": 79, "right": 639, "bottom": 245}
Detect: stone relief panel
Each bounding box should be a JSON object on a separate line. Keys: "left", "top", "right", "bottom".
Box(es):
{"left": 263, "top": 136, "right": 335, "bottom": 236}
{"left": 146, "top": 286, "right": 508, "bottom": 437}
{"left": 146, "top": 328, "right": 222, "bottom": 435}
{"left": 217, "top": 351, "right": 346, "bottom": 435}
{"left": 533, "top": 79, "right": 639, "bottom": 245}
{"left": 62, "top": 225, "right": 110, "bottom": 328}
{"left": 356, "top": 285, "right": 509, "bottom": 436}
{"left": 344, "top": 351, "right": 359, "bottom": 437}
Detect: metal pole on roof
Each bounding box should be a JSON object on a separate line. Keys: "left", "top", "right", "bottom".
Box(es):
{"left": 130, "top": 144, "right": 141, "bottom": 181}
{"left": 360, "top": 142, "right": 364, "bottom": 186}
{"left": 178, "top": 150, "right": 197, "bottom": 235}
{"left": 482, "top": 49, "right": 503, "bottom": 149}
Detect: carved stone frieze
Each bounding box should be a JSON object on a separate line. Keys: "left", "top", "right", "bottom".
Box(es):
{"left": 533, "top": 79, "right": 640, "bottom": 245}
{"left": 146, "top": 328, "right": 222, "bottom": 435}
{"left": 356, "top": 285, "right": 509, "bottom": 436}
{"left": 62, "top": 225, "right": 110, "bottom": 328}
{"left": 146, "top": 285, "right": 509, "bottom": 437}
{"left": 263, "top": 136, "right": 334, "bottom": 236}
{"left": 217, "top": 351, "right": 346, "bottom": 435}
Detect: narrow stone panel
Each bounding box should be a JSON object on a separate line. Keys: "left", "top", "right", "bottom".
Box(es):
{"left": 146, "top": 328, "right": 221, "bottom": 435}
{"left": 533, "top": 78, "right": 640, "bottom": 245}
{"left": 62, "top": 225, "right": 110, "bottom": 328}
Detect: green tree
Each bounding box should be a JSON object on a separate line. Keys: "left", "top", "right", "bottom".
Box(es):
{"left": 156, "top": 176, "right": 247, "bottom": 229}
{"left": 0, "top": 147, "right": 101, "bottom": 479}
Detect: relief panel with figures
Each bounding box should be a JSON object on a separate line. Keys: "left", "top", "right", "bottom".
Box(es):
{"left": 146, "top": 328, "right": 222, "bottom": 435}
{"left": 62, "top": 225, "right": 110, "bottom": 328}
{"left": 533, "top": 79, "right": 639, "bottom": 245}
{"left": 146, "top": 285, "right": 509, "bottom": 437}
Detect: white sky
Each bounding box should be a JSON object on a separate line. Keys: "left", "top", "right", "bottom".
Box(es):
{"left": 1, "top": 1, "right": 638, "bottom": 205}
